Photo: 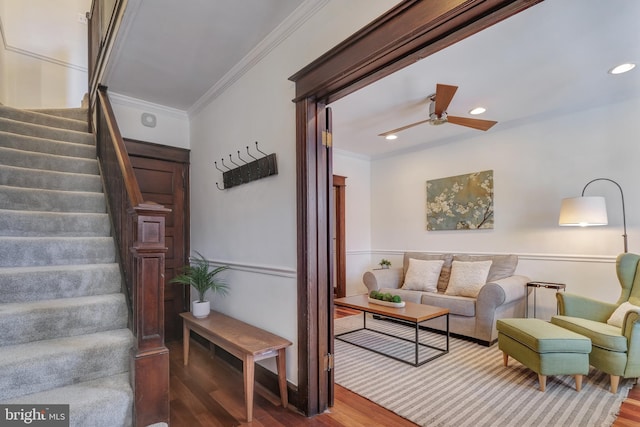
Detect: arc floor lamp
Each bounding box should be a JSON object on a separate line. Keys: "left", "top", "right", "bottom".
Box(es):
{"left": 558, "top": 178, "right": 628, "bottom": 253}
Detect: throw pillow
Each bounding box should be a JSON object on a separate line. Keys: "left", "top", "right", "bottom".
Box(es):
{"left": 607, "top": 301, "right": 640, "bottom": 328}
{"left": 402, "top": 259, "right": 445, "bottom": 292}
{"left": 445, "top": 260, "right": 493, "bottom": 297}
{"left": 453, "top": 254, "right": 518, "bottom": 282}
{"left": 403, "top": 253, "right": 453, "bottom": 292}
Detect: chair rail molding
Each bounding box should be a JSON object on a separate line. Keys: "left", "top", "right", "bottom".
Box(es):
{"left": 368, "top": 250, "right": 617, "bottom": 264}
{"left": 193, "top": 257, "right": 297, "bottom": 279}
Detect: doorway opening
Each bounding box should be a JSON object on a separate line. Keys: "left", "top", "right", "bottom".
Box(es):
{"left": 290, "top": 0, "right": 542, "bottom": 417}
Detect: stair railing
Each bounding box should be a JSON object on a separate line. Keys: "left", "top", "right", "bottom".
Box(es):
{"left": 87, "top": 0, "right": 125, "bottom": 123}
{"left": 88, "top": 2, "right": 170, "bottom": 423}
{"left": 95, "top": 87, "right": 170, "bottom": 427}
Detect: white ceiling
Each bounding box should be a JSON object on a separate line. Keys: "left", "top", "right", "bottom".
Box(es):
{"left": 331, "top": 0, "right": 640, "bottom": 158}
{"left": 104, "top": 0, "right": 640, "bottom": 158}
{"left": 104, "top": 0, "right": 302, "bottom": 110}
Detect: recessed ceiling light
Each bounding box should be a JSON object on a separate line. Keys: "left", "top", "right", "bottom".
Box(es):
{"left": 385, "top": 134, "right": 398, "bottom": 140}
{"left": 469, "top": 107, "right": 486, "bottom": 115}
{"left": 609, "top": 63, "right": 636, "bottom": 75}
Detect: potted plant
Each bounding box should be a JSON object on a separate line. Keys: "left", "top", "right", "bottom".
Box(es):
{"left": 170, "top": 251, "right": 230, "bottom": 319}
{"left": 379, "top": 259, "right": 391, "bottom": 269}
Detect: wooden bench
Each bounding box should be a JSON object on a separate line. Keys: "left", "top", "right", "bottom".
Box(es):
{"left": 180, "top": 311, "right": 292, "bottom": 422}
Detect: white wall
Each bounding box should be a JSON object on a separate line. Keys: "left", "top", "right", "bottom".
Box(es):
{"left": 333, "top": 150, "right": 372, "bottom": 296}
{"left": 0, "top": 0, "right": 90, "bottom": 107}
{"left": 188, "top": 0, "right": 399, "bottom": 385}
{"left": 109, "top": 92, "right": 190, "bottom": 149}
{"left": 364, "top": 96, "right": 640, "bottom": 319}
{"left": 0, "top": 0, "right": 5, "bottom": 104}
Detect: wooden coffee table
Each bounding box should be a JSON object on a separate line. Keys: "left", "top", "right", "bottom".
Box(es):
{"left": 334, "top": 294, "right": 449, "bottom": 366}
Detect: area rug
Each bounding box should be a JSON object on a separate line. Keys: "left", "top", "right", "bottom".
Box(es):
{"left": 334, "top": 314, "right": 631, "bottom": 427}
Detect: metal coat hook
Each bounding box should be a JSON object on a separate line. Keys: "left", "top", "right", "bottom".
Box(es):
{"left": 245, "top": 146, "right": 260, "bottom": 175}
{"left": 214, "top": 141, "right": 278, "bottom": 190}
{"left": 246, "top": 146, "right": 258, "bottom": 161}
{"left": 237, "top": 150, "right": 248, "bottom": 164}
{"left": 237, "top": 150, "right": 252, "bottom": 181}
{"left": 255, "top": 141, "right": 267, "bottom": 157}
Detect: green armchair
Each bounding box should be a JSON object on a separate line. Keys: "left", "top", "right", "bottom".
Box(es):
{"left": 551, "top": 253, "right": 640, "bottom": 393}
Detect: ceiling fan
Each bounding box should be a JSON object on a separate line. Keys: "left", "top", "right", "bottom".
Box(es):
{"left": 378, "top": 84, "right": 497, "bottom": 137}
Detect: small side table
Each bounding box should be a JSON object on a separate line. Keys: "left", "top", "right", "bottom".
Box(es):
{"left": 526, "top": 281, "right": 566, "bottom": 318}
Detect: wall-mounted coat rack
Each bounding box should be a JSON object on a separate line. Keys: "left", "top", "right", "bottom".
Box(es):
{"left": 215, "top": 142, "right": 278, "bottom": 190}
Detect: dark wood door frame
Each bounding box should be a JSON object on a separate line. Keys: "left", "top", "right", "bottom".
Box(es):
{"left": 290, "top": 0, "right": 543, "bottom": 417}
{"left": 333, "top": 175, "right": 346, "bottom": 299}
{"left": 124, "top": 138, "right": 191, "bottom": 342}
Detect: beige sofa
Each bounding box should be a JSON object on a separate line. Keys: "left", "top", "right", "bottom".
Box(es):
{"left": 363, "top": 252, "right": 529, "bottom": 345}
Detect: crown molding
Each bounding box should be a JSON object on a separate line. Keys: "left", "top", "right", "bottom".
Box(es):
{"left": 109, "top": 91, "right": 188, "bottom": 119}
{"left": 188, "top": 0, "right": 329, "bottom": 117}
{"left": 0, "top": 17, "right": 87, "bottom": 72}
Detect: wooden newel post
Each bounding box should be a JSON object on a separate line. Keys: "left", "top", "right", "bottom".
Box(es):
{"left": 129, "top": 203, "right": 171, "bottom": 427}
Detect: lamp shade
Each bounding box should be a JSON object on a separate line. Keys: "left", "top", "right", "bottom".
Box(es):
{"left": 558, "top": 196, "right": 608, "bottom": 226}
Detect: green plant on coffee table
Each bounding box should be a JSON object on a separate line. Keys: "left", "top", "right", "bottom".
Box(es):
{"left": 369, "top": 290, "right": 402, "bottom": 303}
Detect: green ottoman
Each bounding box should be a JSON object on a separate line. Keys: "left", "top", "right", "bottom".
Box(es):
{"left": 497, "top": 318, "right": 591, "bottom": 392}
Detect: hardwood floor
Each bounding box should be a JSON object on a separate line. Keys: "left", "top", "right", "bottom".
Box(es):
{"left": 613, "top": 386, "right": 640, "bottom": 427}
{"left": 167, "top": 338, "right": 417, "bottom": 426}
{"left": 168, "top": 307, "right": 639, "bottom": 426}
{"left": 334, "top": 306, "right": 360, "bottom": 319}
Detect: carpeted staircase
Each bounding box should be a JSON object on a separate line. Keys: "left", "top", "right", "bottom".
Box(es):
{"left": 0, "top": 105, "right": 134, "bottom": 426}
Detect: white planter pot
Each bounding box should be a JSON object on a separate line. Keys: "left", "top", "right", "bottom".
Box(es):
{"left": 192, "top": 300, "right": 210, "bottom": 319}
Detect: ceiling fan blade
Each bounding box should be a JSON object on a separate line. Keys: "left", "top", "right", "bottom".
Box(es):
{"left": 434, "top": 84, "right": 458, "bottom": 116}
{"left": 378, "top": 119, "right": 432, "bottom": 136}
{"left": 447, "top": 115, "right": 497, "bottom": 131}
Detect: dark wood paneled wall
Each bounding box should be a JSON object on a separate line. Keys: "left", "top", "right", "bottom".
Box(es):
{"left": 125, "top": 139, "right": 191, "bottom": 342}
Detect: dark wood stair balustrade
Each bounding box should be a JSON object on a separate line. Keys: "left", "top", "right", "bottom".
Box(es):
{"left": 95, "top": 86, "right": 170, "bottom": 426}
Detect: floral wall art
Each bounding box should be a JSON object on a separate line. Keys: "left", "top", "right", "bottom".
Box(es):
{"left": 426, "top": 170, "right": 494, "bottom": 230}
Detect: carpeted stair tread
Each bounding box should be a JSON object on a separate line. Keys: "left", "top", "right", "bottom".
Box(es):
{"left": 0, "top": 105, "right": 135, "bottom": 424}
{"left": 0, "top": 105, "right": 87, "bottom": 132}
{"left": 0, "top": 294, "right": 128, "bottom": 346}
{"left": 0, "top": 146, "right": 99, "bottom": 175}
{"left": 28, "top": 107, "right": 88, "bottom": 122}
{"left": 0, "top": 329, "right": 133, "bottom": 401}
{"left": 0, "top": 210, "right": 111, "bottom": 237}
{"left": 0, "top": 236, "right": 116, "bottom": 267}
{"left": 0, "top": 117, "right": 93, "bottom": 145}
{"left": 0, "top": 131, "right": 96, "bottom": 159}
{"left": 0, "top": 264, "right": 122, "bottom": 303}
{"left": 0, "top": 185, "right": 106, "bottom": 213}
{"left": 4, "top": 373, "right": 133, "bottom": 427}
{"left": 0, "top": 164, "right": 102, "bottom": 192}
